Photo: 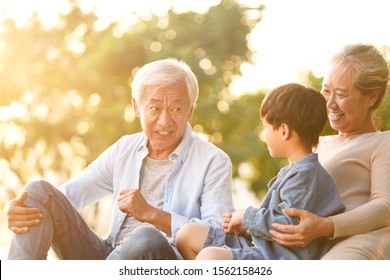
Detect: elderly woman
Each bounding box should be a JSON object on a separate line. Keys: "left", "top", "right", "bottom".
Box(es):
{"left": 270, "top": 44, "right": 390, "bottom": 260}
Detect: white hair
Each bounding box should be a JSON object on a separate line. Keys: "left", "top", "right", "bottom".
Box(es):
{"left": 131, "top": 58, "right": 199, "bottom": 106}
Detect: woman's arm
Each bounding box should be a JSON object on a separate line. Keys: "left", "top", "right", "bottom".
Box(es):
{"left": 271, "top": 132, "right": 390, "bottom": 246}
{"left": 269, "top": 208, "right": 334, "bottom": 246}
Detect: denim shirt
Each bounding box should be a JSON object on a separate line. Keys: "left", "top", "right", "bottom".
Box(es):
{"left": 242, "top": 153, "right": 345, "bottom": 259}
{"left": 60, "top": 123, "right": 234, "bottom": 247}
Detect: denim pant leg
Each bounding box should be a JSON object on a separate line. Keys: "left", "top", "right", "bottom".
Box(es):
{"left": 107, "top": 226, "right": 179, "bottom": 260}
{"left": 7, "top": 180, "right": 111, "bottom": 260}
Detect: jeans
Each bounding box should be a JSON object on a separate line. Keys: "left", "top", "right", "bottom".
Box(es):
{"left": 107, "top": 227, "right": 178, "bottom": 260}
{"left": 7, "top": 180, "right": 178, "bottom": 260}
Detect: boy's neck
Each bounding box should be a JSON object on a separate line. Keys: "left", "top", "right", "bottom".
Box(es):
{"left": 287, "top": 146, "right": 312, "bottom": 164}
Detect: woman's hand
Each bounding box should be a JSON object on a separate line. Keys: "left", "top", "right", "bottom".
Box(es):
{"left": 269, "top": 208, "right": 334, "bottom": 247}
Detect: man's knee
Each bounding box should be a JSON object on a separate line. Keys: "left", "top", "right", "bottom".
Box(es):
{"left": 128, "top": 227, "right": 168, "bottom": 248}
{"left": 23, "top": 180, "right": 51, "bottom": 205}
{"left": 24, "top": 180, "right": 56, "bottom": 197}
{"left": 114, "top": 227, "right": 177, "bottom": 260}
{"left": 23, "top": 180, "right": 67, "bottom": 211}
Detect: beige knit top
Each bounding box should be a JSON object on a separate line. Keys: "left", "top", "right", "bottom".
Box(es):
{"left": 316, "top": 131, "right": 390, "bottom": 258}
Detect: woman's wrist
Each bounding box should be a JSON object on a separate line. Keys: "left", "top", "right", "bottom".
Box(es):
{"left": 323, "top": 217, "right": 335, "bottom": 238}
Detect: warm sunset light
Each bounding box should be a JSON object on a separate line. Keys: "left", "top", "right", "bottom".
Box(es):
{"left": 1, "top": 0, "right": 389, "bottom": 268}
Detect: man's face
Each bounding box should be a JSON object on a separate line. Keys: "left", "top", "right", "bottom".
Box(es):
{"left": 133, "top": 84, "right": 194, "bottom": 159}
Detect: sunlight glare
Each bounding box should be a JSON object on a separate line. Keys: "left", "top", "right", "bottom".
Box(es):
{"left": 0, "top": 123, "right": 26, "bottom": 148}
{"left": 0, "top": 0, "right": 71, "bottom": 28}
{"left": 0, "top": 102, "right": 29, "bottom": 122}
{"left": 236, "top": 0, "right": 390, "bottom": 92}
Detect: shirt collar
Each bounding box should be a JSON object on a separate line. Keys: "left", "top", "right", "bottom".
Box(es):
{"left": 171, "top": 122, "right": 192, "bottom": 162}
{"left": 137, "top": 133, "right": 149, "bottom": 155}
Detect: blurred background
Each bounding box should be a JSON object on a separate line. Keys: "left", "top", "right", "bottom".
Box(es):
{"left": 1, "top": 0, "right": 389, "bottom": 258}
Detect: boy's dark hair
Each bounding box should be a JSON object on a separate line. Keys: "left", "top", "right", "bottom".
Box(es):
{"left": 260, "top": 83, "right": 328, "bottom": 148}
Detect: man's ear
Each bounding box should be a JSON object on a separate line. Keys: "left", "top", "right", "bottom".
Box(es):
{"left": 187, "top": 104, "right": 195, "bottom": 120}
{"left": 280, "top": 123, "right": 291, "bottom": 141}
{"left": 133, "top": 98, "right": 140, "bottom": 118}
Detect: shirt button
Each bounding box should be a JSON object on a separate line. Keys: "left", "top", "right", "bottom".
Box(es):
{"left": 118, "top": 217, "right": 122, "bottom": 222}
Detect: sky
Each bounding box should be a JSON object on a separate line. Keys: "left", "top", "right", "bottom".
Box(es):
{"left": 229, "top": 0, "right": 390, "bottom": 94}
{"left": 1, "top": 0, "right": 389, "bottom": 94}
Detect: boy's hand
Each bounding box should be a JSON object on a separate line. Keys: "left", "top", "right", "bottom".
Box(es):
{"left": 223, "top": 209, "right": 245, "bottom": 235}
{"left": 222, "top": 212, "right": 232, "bottom": 231}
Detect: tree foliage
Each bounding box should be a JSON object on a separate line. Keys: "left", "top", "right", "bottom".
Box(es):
{"left": 0, "top": 0, "right": 270, "bottom": 212}
{"left": 1, "top": 0, "right": 389, "bottom": 219}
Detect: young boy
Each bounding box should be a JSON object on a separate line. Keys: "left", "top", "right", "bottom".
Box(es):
{"left": 175, "top": 83, "right": 345, "bottom": 260}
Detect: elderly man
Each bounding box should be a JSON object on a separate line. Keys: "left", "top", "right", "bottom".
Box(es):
{"left": 5, "top": 58, "right": 233, "bottom": 260}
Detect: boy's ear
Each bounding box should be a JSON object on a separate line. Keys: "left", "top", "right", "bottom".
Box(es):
{"left": 280, "top": 123, "right": 291, "bottom": 141}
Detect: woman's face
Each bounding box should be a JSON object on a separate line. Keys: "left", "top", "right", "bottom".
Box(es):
{"left": 320, "top": 65, "right": 377, "bottom": 136}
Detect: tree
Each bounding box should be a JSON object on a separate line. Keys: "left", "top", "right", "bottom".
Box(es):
{"left": 0, "top": 0, "right": 265, "bottom": 218}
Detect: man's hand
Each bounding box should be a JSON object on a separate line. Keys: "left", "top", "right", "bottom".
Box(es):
{"left": 117, "top": 189, "right": 172, "bottom": 236}
{"left": 4, "top": 192, "right": 42, "bottom": 234}
{"left": 269, "top": 208, "right": 334, "bottom": 247}
{"left": 117, "top": 189, "right": 155, "bottom": 222}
